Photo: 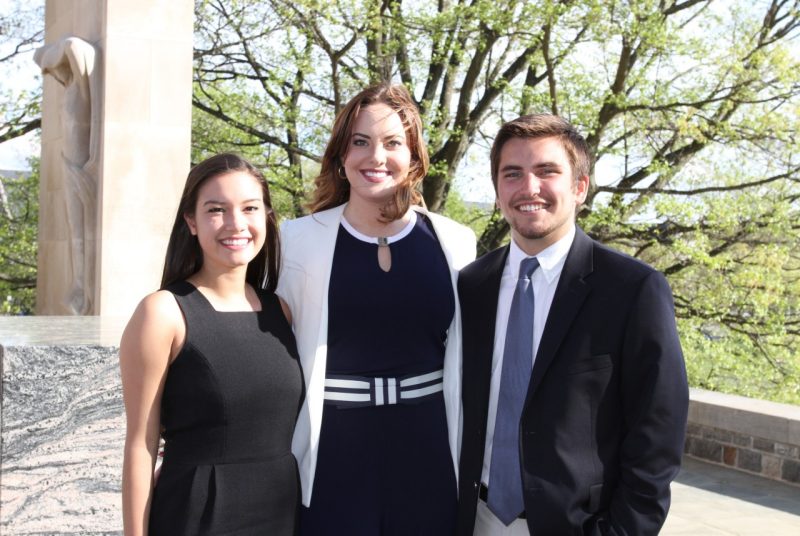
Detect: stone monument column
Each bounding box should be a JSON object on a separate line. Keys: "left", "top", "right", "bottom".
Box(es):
{"left": 36, "top": 0, "right": 193, "bottom": 317}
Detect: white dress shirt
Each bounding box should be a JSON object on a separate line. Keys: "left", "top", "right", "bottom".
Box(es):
{"left": 481, "top": 226, "right": 576, "bottom": 486}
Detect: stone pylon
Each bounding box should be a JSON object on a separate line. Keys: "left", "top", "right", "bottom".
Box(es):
{"left": 36, "top": 0, "right": 193, "bottom": 317}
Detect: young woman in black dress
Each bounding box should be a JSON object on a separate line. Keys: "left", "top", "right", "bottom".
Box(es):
{"left": 120, "top": 153, "right": 303, "bottom": 535}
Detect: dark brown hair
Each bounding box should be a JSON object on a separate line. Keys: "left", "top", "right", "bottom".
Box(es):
{"left": 490, "top": 114, "right": 592, "bottom": 191}
{"left": 161, "top": 153, "right": 281, "bottom": 292}
{"left": 307, "top": 83, "right": 428, "bottom": 221}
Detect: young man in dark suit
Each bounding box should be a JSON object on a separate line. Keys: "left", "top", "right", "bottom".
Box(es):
{"left": 457, "top": 114, "right": 689, "bottom": 535}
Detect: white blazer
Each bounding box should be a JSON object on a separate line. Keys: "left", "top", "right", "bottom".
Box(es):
{"left": 276, "top": 203, "right": 476, "bottom": 506}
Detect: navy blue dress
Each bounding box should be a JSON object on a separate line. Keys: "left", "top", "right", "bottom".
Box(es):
{"left": 299, "top": 215, "right": 457, "bottom": 535}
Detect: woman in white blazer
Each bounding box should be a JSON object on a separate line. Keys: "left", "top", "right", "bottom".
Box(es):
{"left": 276, "top": 83, "right": 476, "bottom": 534}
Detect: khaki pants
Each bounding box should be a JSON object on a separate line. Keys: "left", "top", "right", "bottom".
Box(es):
{"left": 474, "top": 499, "right": 530, "bottom": 536}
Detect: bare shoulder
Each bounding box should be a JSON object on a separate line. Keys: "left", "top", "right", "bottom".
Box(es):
{"left": 126, "top": 290, "right": 183, "bottom": 331}
{"left": 121, "top": 290, "right": 185, "bottom": 364}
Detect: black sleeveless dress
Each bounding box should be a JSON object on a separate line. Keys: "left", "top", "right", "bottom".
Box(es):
{"left": 149, "top": 281, "right": 303, "bottom": 535}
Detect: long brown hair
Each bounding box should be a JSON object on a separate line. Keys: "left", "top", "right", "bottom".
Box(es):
{"left": 307, "top": 83, "right": 429, "bottom": 221}
{"left": 161, "top": 153, "right": 281, "bottom": 292}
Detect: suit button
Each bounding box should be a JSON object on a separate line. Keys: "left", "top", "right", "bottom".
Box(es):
{"left": 473, "top": 481, "right": 479, "bottom": 489}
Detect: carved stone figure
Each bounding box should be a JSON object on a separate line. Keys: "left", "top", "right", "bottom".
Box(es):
{"left": 35, "top": 37, "right": 99, "bottom": 315}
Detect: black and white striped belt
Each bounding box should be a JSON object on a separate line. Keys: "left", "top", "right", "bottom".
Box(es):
{"left": 323, "top": 369, "right": 444, "bottom": 408}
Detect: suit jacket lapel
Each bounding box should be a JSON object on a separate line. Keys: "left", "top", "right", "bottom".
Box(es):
{"left": 526, "top": 228, "right": 593, "bottom": 400}
{"left": 465, "top": 246, "right": 508, "bottom": 396}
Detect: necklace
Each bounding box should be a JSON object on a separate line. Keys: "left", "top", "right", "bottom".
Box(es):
{"left": 377, "top": 236, "right": 391, "bottom": 272}
{"left": 341, "top": 212, "right": 417, "bottom": 273}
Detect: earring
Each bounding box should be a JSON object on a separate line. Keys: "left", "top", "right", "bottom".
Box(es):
{"left": 338, "top": 165, "right": 347, "bottom": 180}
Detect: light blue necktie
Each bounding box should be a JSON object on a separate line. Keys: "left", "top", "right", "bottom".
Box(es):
{"left": 488, "top": 256, "right": 539, "bottom": 525}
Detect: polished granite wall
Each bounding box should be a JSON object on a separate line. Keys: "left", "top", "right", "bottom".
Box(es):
{"left": 1, "top": 317, "right": 127, "bottom": 534}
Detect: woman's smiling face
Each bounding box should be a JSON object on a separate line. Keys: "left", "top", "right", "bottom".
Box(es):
{"left": 184, "top": 170, "right": 267, "bottom": 274}
{"left": 342, "top": 103, "right": 411, "bottom": 210}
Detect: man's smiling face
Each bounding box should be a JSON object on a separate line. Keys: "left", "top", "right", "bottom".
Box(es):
{"left": 495, "top": 136, "right": 588, "bottom": 256}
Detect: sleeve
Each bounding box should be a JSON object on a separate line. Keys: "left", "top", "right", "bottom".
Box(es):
{"left": 458, "top": 225, "right": 478, "bottom": 268}
{"left": 596, "top": 270, "right": 689, "bottom": 535}
{"left": 445, "top": 219, "right": 477, "bottom": 269}
{"left": 424, "top": 210, "right": 477, "bottom": 270}
{"left": 275, "top": 220, "right": 306, "bottom": 325}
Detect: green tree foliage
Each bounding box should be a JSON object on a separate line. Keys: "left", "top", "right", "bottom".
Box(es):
{"left": 1, "top": 1, "right": 798, "bottom": 402}
{"left": 0, "top": 1, "right": 43, "bottom": 144}
{"left": 192, "top": 0, "right": 800, "bottom": 403}
{"left": 0, "top": 162, "right": 38, "bottom": 314}
{"left": 0, "top": 1, "right": 43, "bottom": 314}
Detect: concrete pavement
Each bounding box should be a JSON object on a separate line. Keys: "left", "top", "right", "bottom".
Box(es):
{"left": 664, "top": 457, "right": 800, "bottom": 535}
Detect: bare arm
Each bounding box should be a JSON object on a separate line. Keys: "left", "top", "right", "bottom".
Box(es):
{"left": 120, "top": 291, "right": 184, "bottom": 536}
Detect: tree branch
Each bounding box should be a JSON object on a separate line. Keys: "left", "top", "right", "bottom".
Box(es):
{"left": 192, "top": 97, "right": 321, "bottom": 162}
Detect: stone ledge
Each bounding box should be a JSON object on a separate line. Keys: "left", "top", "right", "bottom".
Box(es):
{"left": 1, "top": 317, "right": 127, "bottom": 534}
{"left": 689, "top": 388, "right": 800, "bottom": 445}
{"left": 1, "top": 343, "right": 124, "bottom": 534}
{"left": 0, "top": 316, "right": 126, "bottom": 347}
{"left": 686, "top": 388, "right": 800, "bottom": 487}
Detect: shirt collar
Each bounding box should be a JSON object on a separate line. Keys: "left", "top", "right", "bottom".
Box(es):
{"left": 507, "top": 225, "right": 575, "bottom": 284}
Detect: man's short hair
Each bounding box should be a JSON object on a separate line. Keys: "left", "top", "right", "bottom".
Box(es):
{"left": 490, "top": 114, "right": 592, "bottom": 190}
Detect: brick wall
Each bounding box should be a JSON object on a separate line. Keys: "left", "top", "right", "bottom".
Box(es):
{"left": 684, "top": 389, "right": 800, "bottom": 487}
